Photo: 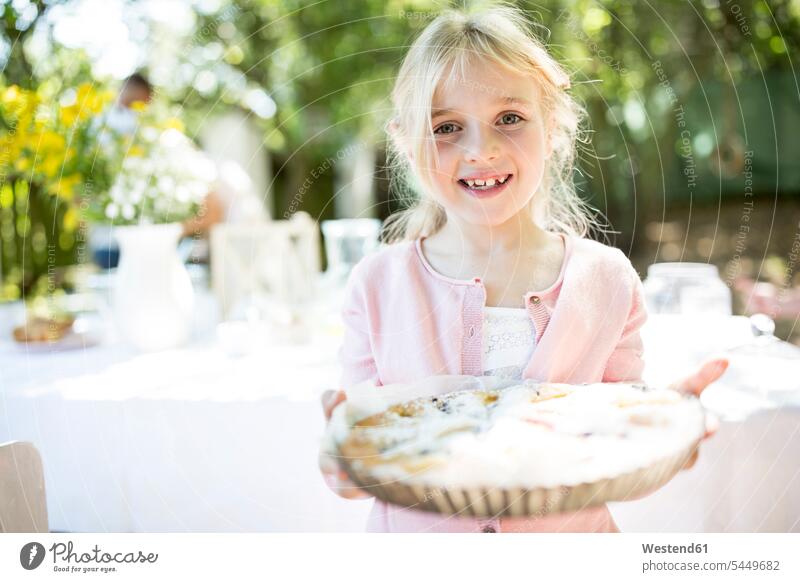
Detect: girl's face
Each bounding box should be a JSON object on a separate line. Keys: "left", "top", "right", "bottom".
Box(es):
{"left": 422, "top": 59, "right": 549, "bottom": 228}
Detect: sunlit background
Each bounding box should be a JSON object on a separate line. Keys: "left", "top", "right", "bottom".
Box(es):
{"left": 2, "top": 0, "right": 799, "bottom": 337}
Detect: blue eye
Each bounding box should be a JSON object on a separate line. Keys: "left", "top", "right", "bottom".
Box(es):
{"left": 434, "top": 122, "right": 459, "bottom": 135}
{"left": 499, "top": 113, "right": 522, "bottom": 125}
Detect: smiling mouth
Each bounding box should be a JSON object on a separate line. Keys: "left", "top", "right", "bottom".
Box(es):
{"left": 457, "top": 174, "right": 513, "bottom": 197}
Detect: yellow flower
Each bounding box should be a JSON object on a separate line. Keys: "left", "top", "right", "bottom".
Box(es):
{"left": 51, "top": 174, "right": 81, "bottom": 201}
{"left": 0, "top": 136, "right": 14, "bottom": 161}
{"left": 62, "top": 207, "right": 79, "bottom": 232}
{"left": 2, "top": 85, "right": 24, "bottom": 108}
{"left": 26, "top": 130, "right": 68, "bottom": 178}
{"left": 129, "top": 100, "right": 148, "bottom": 112}
{"left": 128, "top": 145, "right": 145, "bottom": 157}
{"left": 162, "top": 117, "right": 185, "bottom": 132}
{"left": 61, "top": 103, "right": 80, "bottom": 126}
{"left": 39, "top": 131, "right": 66, "bottom": 152}
{"left": 41, "top": 155, "right": 63, "bottom": 178}
{"left": 2, "top": 85, "right": 39, "bottom": 120}
{"left": 14, "top": 157, "right": 32, "bottom": 172}
{"left": 0, "top": 183, "right": 13, "bottom": 208}
{"left": 89, "top": 89, "right": 113, "bottom": 114}
{"left": 74, "top": 83, "right": 111, "bottom": 119}
{"left": 2, "top": 85, "right": 19, "bottom": 104}
{"left": 75, "top": 83, "right": 94, "bottom": 104}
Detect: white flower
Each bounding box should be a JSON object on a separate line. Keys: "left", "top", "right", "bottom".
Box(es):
{"left": 159, "top": 128, "right": 188, "bottom": 148}
{"left": 141, "top": 127, "right": 159, "bottom": 142}
{"left": 106, "top": 125, "right": 213, "bottom": 224}
{"left": 129, "top": 184, "right": 144, "bottom": 204}
{"left": 109, "top": 185, "right": 124, "bottom": 204}
{"left": 157, "top": 176, "right": 175, "bottom": 194}
{"left": 174, "top": 185, "right": 190, "bottom": 203}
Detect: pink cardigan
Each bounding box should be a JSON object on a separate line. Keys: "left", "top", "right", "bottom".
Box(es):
{"left": 337, "top": 234, "right": 647, "bottom": 532}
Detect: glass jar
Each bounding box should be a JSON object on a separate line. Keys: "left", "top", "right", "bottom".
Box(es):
{"left": 321, "top": 218, "right": 381, "bottom": 280}
{"left": 643, "top": 262, "right": 732, "bottom": 315}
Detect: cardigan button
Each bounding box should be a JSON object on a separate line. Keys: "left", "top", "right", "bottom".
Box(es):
{"left": 467, "top": 325, "right": 476, "bottom": 338}
{"left": 481, "top": 525, "right": 497, "bottom": 533}
{"left": 530, "top": 296, "right": 541, "bottom": 305}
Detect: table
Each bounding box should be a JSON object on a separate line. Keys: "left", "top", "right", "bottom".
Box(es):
{"left": 610, "top": 408, "right": 800, "bottom": 532}
{"left": 0, "top": 290, "right": 373, "bottom": 532}
{"left": 1, "top": 296, "right": 798, "bottom": 532}
{"left": 609, "top": 314, "right": 800, "bottom": 532}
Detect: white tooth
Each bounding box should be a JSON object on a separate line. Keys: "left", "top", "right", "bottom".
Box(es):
{"left": 474, "top": 179, "right": 485, "bottom": 186}
{"left": 498, "top": 175, "right": 507, "bottom": 184}
{"left": 466, "top": 180, "right": 475, "bottom": 187}
{"left": 485, "top": 178, "right": 496, "bottom": 187}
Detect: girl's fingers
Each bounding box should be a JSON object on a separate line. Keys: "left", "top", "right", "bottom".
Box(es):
{"left": 682, "top": 449, "right": 699, "bottom": 470}
{"left": 321, "top": 466, "right": 371, "bottom": 500}
{"left": 683, "top": 413, "right": 719, "bottom": 471}
{"left": 320, "top": 390, "right": 335, "bottom": 418}
{"left": 319, "top": 394, "right": 370, "bottom": 500}
{"left": 673, "top": 358, "right": 729, "bottom": 396}
{"left": 704, "top": 412, "right": 720, "bottom": 438}
{"left": 321, "top": 389, "right": 347, "bottom": 420}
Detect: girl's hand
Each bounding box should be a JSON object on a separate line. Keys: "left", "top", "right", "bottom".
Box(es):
{"left": 670, "top": 357, "right": 729, "bottom": 399}
{"left": 321, "top": 389, "right": 346, "bottom": 421}
{"left": 319, "top": 389, "right": 372, "bottom": 500}
{"left": 668, "top": 357, "right": 729, "bottom": 469}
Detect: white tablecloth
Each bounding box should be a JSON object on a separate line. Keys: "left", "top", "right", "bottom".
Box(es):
{"left": 610, "top": 408, "right": 800, "bottom": 532}
{"left": 0, "top": 293, "right": 373, "bottom": 532}
{"left": 1, "top": 299, "right": 798, "bottom": 532}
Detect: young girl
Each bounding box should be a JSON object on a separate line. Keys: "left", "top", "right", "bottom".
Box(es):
{"left": 320, "top": 5, "right": 727, "bottom": 533}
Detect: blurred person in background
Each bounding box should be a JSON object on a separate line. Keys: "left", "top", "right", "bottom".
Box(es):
{"left": 182, "top": 159, "right": 267, "bottom": 238}
{"left": 105, "top": 72, "right": 153, "bottom": 134}
{"left": 90, "top": 72, "right": 154, "bottom": 269}
{"left": 181, "top": 157, "right": 270, "bottom": 265}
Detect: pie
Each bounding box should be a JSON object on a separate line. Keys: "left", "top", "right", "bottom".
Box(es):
{"left": 338, "top": 382, "right": 705, "bottom": 491}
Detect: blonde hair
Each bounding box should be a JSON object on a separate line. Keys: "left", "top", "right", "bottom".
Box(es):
{"left": 383, "top": 4, "right": 598, "bottom": 243}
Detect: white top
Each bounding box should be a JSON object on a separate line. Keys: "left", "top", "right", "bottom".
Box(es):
{"left": 482, "top": 306, "right": 536, "bottom": 380}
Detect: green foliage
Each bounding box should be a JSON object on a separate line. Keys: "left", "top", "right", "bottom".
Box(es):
{"left": 1, "top": 0, "right": 799, "bottom": 297}
{"left": 173, "top": 0, "right": 800, "bottom": 229}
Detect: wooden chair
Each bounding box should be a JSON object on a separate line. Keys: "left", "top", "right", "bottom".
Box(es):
{"left": 0, "top": 441, "right": 49, "bottom": 532}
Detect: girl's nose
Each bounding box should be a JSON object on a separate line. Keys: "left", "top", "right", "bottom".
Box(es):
{"left": 463, "top": 125, "right": 500, "bottom": 164}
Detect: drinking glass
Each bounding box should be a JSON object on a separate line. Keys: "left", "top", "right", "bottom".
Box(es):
{"left": 643, "top": 262, "right": 732, "bottom": 315}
